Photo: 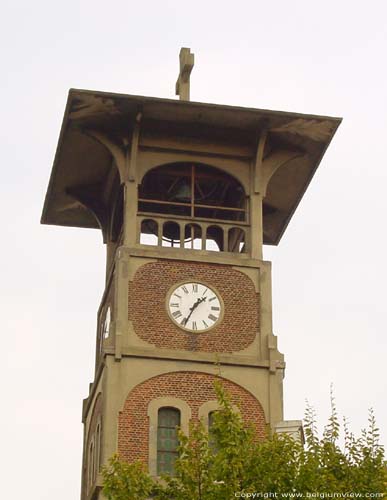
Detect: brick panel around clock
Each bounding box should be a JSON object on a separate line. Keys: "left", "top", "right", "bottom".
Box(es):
{"left": 128, "top": 260, "right": 259, "bottom": 352}
{"left": 118, "top": 371, "right": 266, "bottom": 463}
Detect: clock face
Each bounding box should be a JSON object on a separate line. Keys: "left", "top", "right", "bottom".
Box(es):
{"left": 103, "top": 306, "right": 111, "bottom": 339}
{"left": 167, "top": 282, "right": 223, "bottom": 332}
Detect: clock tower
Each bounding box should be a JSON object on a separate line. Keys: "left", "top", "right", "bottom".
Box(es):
{"left": 41, "top": 49, "right": 341, "bottom": 500}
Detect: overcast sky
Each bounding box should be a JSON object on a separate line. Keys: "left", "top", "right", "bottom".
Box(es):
{"left": 1, "top": 0, "right": 386, "bottom": 498}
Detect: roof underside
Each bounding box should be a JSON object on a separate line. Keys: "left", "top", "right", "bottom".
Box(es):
{"left": 41, "top": 88, "right": 341, "bottom": 245}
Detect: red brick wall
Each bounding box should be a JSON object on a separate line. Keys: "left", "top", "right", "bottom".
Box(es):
{"left": 118, "top": 371, "right": 266, "bottom": 463}
{"left": 128, "top": 260, "right": 259, "bottom": 352}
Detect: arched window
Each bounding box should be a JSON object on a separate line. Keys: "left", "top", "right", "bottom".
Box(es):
{"left": 88, "top": 441, "right": 94, "bottom": 489}
{"left": 162, "top": 221, "right": 181, "bottom": 247}
{"left": 95, "top": 423, "right": 101, "bottom": 476}
{"left": 184, "top": 223, "right": 202, "bottom": 249}
{"left": 140, "top": 219, "right": 158, "bottom": 246}
{"left": 157, "top": 407, "right": 180, "bottom": 475}
{"left": 138, "top": 163, "right": 246, "bottom": 222}
{"left": 208, "top": 411, "right": 218, "bottom": 451}
{"left": 228, "top": 227, "right": 246, "bottom": 253}
{"left": 206, "top": 225, "right": 224, "bottom": 251}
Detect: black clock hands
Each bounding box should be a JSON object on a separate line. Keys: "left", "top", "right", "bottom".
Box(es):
{"left": 183, "top": 296, "right": 207, "bottom": 325}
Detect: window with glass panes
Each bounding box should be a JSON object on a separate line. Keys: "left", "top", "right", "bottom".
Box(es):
{"left": 157, "top": 407, "right": 180, "bottom": 475}
{"left": 208, "top": 411, "right": 219, "bottom": 451}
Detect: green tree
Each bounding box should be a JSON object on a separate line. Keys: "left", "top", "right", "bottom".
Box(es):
{"left": 102, "top": 454, "right": 153, "bottom": 500}
{"left": 102, "top": 384, "right": 387, "bottom": 500}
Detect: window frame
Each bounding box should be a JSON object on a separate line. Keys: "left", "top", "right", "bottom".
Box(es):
{"left": 138, "top": 163, "right": 248, "bottom": 222}
{"left": 157, "top": 407, "right": 181, "bottom": 475}
{"left": 147, "top": 397, "right": 191, "bottom": 476}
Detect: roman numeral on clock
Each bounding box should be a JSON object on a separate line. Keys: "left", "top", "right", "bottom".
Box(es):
{"left": 211, "top": 306, "right": 220, "bottom": 311}
{"left": 172, "top": 310, "right": 182, "bottom": 319}
{"left": 181, "top": 286, "right": 189, "bottom": 294}
{"left": 209, "top": 296, "right": 217, "bottom": 302}
{"left": 191, "top": 321, "right": 197, "bottom": 330}
{"left": 170, "top": 303, "right": 179, "bottom": 308}
{"left": 192, "top": 284, "right": 198, "bottom": 293}
{"left": 208, "top": 314, "right": 218, "bottom": 322}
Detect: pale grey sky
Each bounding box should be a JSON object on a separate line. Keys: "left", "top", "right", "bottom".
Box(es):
{"left": 1, "top": 0, "right": 386, "bottom": 498}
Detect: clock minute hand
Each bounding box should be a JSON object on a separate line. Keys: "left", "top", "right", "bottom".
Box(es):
{"left": 184, "top": 298, "right": 200, "bottom": 324}
{"left": 184, "top": 297, "right": 207, "bottom": 325}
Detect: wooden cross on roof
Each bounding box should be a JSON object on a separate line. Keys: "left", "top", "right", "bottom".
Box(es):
{"left": 175, "top": 47, "right": 194, "bottom": 101}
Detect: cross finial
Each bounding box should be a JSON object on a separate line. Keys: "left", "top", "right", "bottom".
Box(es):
{"left": 175, "top": 47, "right": 194, "bottom": 101}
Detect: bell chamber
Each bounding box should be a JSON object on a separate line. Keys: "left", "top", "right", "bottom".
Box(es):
{"left": 137, "top": 163, "right": 248, "bottom": 252}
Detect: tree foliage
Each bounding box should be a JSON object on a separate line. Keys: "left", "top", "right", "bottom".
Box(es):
{"left": 102, "top": 383, "right": 386, "bottom": 499}
{"left": 102, "top": 454, "right": 153, "bottom": 500}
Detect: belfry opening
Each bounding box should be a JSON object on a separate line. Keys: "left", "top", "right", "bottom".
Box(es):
{"left": 138, "top": 162, "right": 247, "bottom": 252}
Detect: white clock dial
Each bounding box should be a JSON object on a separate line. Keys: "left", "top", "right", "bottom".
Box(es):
{"left": 103, "top": 306, "right": 111, "bottom": 339}
{"left": 167, "top": 282, "right": 223, "bottom": 332}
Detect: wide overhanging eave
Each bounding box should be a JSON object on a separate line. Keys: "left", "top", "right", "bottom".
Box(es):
{"left": 41, "top": 88, "right": 342, "bottom": 244}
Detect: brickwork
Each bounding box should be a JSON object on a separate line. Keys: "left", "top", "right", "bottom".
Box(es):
{"left": 118, "top": 371, "right": 266, "bottom": 463}
{"left": 128, "top": 260, "right": 259, "bottom": 352}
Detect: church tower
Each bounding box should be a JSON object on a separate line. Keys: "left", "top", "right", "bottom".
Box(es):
{"left": 41, "top": 49, "right": 341, "bottom": 499}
